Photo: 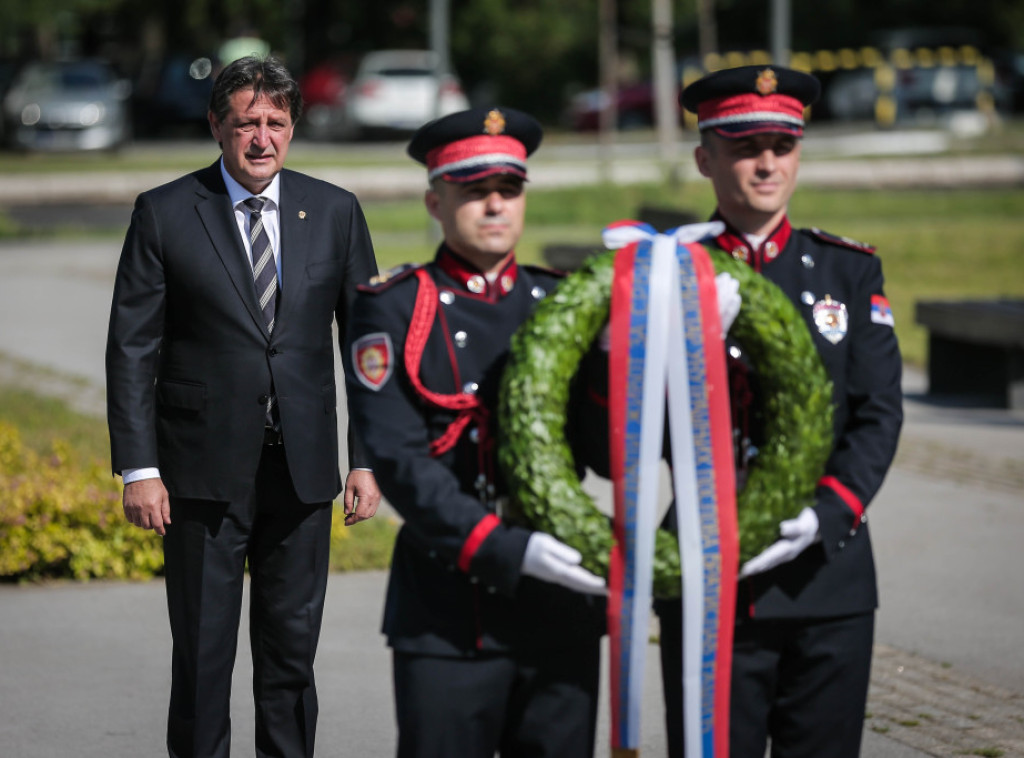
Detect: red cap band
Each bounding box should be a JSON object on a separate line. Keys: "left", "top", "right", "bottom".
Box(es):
{"left": 697, "top": 92, "right": 806, "bottom": 137}
{"left": 426, "top": 134, "right": 528, "bottom": 183}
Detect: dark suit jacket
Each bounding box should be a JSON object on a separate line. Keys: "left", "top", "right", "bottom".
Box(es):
{"left": 106, "top": 161, "right": 377, "bottom": 504}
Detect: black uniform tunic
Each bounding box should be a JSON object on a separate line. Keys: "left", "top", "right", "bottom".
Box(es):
{"left": 345, "top": 245, "right": 605, "bottom": 657}
{"left": 712, "top": 213, "right": 903, "bottom": 619}
{"left": 657, "top": 214, "right": 903, "bottom": 758}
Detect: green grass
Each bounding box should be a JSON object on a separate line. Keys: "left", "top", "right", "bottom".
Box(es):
{"left": 0, "top": 384, "right": 110, "bottom": 464}
{"left": 1, "top": 160, "right": 1022, "bottom": 367}
{"left": 367, "top": 182, "right": 1024, "bottom": 367}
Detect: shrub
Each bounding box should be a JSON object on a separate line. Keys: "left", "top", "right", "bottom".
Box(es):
{"left": 0, "top": 419, "right": 398, "bottom": 581}
{"left": 0, "top": 422, "right": 163, "bottom": 581}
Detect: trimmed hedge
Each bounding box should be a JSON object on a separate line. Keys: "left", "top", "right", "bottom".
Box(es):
{"left": 0, "top": 422, "right": 163, "bottom": 581}
{"left": 0, "top": 421, "right": 399, "bottom": 582}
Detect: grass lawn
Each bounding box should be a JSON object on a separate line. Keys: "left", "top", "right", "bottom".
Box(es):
{"left": 365, "top": 182, "right": 1024, "bottom": 367}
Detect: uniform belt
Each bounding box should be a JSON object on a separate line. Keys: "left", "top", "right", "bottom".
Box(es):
{"left": 263, "top": 427, "right": 284, "bottom": 446}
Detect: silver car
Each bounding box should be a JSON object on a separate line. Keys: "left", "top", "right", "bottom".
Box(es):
{"left": 3, "top": 59, "right": 131, "bottom": 151}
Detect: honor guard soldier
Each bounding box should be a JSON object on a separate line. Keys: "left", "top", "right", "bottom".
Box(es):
{"left": 344, "top": 107, "right": 607, "bottom": 758}
{"left": 655, "top": 66, "right": 904, "bottom": 757}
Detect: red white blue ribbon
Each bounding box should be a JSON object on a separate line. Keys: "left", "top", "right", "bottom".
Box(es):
{"left": 605, "top": 220, "right": 738, "bottom": 757}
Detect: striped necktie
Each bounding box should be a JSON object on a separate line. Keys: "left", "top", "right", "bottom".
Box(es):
{"left": 242, "top": 196, "right": 278, "bottom": 332}
{"left": 242, "top": 196, "right": 280, "bottom": 429}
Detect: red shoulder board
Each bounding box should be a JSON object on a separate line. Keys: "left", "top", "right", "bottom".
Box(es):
{"left": 809, "top": 228, "right": 876, "bottom": 255}
{"left": 357, "top": 263, "right": 422, "bottom": 293}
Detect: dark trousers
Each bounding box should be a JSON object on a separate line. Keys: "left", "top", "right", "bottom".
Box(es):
{"left": 392, "top": 641, "right": 601, "bottom": 758}
{"left": 657, "top": 599, "right": 874, "bottom": 758}
{"left": 162, "top": 444, "right": 333, "bottom": 758}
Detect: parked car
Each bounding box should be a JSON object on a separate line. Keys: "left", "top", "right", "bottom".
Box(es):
{"left": 298, "top": 56, "right": 352, "bottom": 140}
{"left": 820, "top": 26, "right": 1010, "bottom": 124}
{"left": 824, "top": 63, "right": 992, "bottom": 124}
{"left": 563, "top": 80, "right": 660, "bottom": 131}
{"left": 345, "top": 49, "right": 469, "bottom": 138}
{"left": 132, "top": 53, "right": 214, "bottom": 139}
{"left": 2, "top": 59, "right": 131, "bottom": 151}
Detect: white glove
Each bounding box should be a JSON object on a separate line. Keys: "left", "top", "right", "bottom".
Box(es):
{"left": 715, "top": 272, "right": 741, "bottom": 338}
{"left": 521, "top": 532, "right": 607, "bottom": 595}
{"left": 738, "top": 507, "right": 820, "bottom": 579}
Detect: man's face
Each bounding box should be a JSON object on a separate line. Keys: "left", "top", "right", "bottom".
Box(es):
{"left": 694, "top": 132, "right": 801, "bottom": 235}
{"left": 209, "top": 89, "right": 294, "bottom": 194}
{"left": 425, "top": 174, "right": 526, "bottom": 269}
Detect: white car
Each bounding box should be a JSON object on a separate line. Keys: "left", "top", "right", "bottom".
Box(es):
{"left": 2, "top": 59, "right": 131, "bottom": 151}
{"left": 346, "top": 50, "right": 469, "bottom": 138}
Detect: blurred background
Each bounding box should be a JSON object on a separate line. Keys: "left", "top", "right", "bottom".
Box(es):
{"left": 1, "top": 0, "right": 1023, "bottom": 385}
{"left": 0, "top": 0, "right": 1022, "bottom": 147}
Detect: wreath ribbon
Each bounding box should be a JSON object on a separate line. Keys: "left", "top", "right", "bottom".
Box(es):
{"left": 605, "top": 223, "right": 737, "bottom": 758}
{"left": 497, "top": 219, "right": 833, "bottom": 755}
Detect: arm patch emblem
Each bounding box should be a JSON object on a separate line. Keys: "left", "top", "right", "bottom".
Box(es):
{"left": 352, "top": 332, "right": 394, "bottom": 391}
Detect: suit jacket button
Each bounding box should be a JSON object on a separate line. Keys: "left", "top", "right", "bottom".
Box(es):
{"left": 258, "top": 394, "right": 269, "bottom": 404}
{"left": 268, "top": 348, "right": 279, "bottom": 356}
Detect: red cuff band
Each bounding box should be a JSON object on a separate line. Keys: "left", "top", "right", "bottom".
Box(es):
{"left": 457, "top": 513, "right": 501, "bottom": 572}
{"left": 819, "top": 475, "right": 864, "bottom": 523}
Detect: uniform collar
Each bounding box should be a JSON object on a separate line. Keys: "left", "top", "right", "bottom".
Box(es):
{"left": 435, "top": 245, "right": 518, "bottom": 300}
{"left": 711, "top": 210, "right": 792, "bottom": 272}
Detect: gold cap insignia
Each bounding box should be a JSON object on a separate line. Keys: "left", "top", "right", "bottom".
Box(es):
{"left": 483, "top": 109, "right": 506, "bottom": 135}
{"left": 756, "top": 68, "right": 778, "bottom": 96}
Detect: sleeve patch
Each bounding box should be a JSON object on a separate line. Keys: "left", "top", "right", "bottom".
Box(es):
{"left": 809, "top": 227, "right": 877, "bottom": 254}
{"left": 352, "top": 332, "right": 394, "bottom": 391}
{"left": 870, "top": 295, "right": 895, "bottom": 327}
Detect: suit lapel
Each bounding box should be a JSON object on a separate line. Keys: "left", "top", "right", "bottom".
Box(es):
{"left": 278, "top": 170, "right": 310, "bottom": 328}
{"left": 194, "top": 162, "right": 271, "bottom": 338}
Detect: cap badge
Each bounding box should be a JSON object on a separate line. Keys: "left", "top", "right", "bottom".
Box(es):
{"left": 483, "top": 109, "right": 506, "bottom": 135}
{"left": 756, "top": 68, "right": 778, "bottom": 96}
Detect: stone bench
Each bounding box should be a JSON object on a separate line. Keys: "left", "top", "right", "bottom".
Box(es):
{"left": 914, "top": 299, "right": 1024, "bottom": 409}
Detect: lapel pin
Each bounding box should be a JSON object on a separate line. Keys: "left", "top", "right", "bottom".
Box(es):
{"left": 298, "top": 211, "right": 307, "bottom": 220}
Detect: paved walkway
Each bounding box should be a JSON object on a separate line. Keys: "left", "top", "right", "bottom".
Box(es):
{"left": 0, "top": 238, "right": 1022, "bottom": 757}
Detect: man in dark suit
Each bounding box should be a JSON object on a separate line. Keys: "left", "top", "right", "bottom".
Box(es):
{"left": 105, "top": 55, "right": 381, "bottom": 758}
{"left": 656, "top": 65, "right": 903, "bottom": 758}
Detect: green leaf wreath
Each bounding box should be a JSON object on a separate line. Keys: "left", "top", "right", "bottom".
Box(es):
{"left": 498, "top": 245, "right": 834, "bottom": 599}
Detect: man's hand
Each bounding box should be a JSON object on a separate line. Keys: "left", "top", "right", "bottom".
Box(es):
{"left": 739, "top": 506, "right": 820, "bottom": 579}
{"left": 521, "top": 532, "right": 607, "bottom": 595}
{"left": 715, "top": 272, "right": 741, "bottom": 337}
{"left": 122, "top": 478, "right": 171, "bottom": 536}
{"left": 343, "top": 469, "right": 381, "bottom": 526}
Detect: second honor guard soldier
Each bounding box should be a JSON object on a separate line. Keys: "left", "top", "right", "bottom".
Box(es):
{"left": 344, "top": 108, "right": 607, "bottom": 758}
{"left": 656, "top": 66, "right": 904, "bottom": 757}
